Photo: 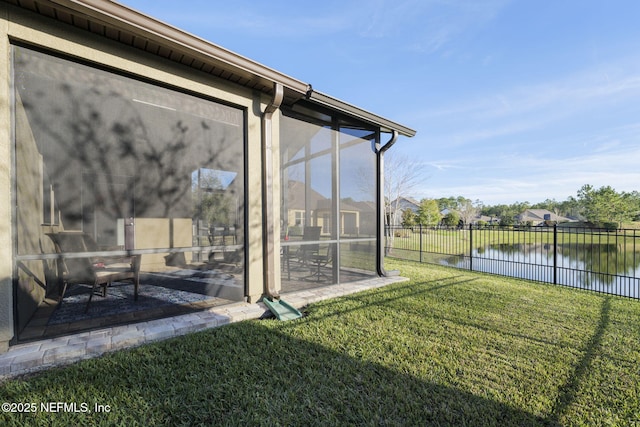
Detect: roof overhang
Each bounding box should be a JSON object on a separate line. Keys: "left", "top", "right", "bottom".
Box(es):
{"left": 4, "top": 0, "right": 415, "bottom": 137}
{"left": 308, "top": 90, "right": 416, "bottom": 137}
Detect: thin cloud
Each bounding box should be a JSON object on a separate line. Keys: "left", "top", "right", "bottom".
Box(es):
{"left": 154, "top": 0, "right": 511, "bottom": 52}
{"left": 397, "top": 0, "right": 512, "bottom": 54}
{"left": 426, "top": 161, "right": 465, "bottom": 171}
{"left": 419, "top": 144, "right": 640, "bottom": 204}
{"left": 130, "top": 1, "right": 356, "bottom": 38}
{"left": 405, "top": 70, "right": 640, "bottom": 165}
{"left": 413, "top": 57, "right": 640, "bottom": 127}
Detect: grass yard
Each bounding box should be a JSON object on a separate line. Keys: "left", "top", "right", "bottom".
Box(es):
{"left": 1, "top": 259, "right": 639, "bottom": 426}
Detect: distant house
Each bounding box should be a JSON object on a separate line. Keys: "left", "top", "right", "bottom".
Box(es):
{"left": 471, "top": 215, "right": 500, "bottom": 225}
{"left": 283, "top": 180, "right": 327, "bottom": 233}
{"left": 314, "top": 198, "right": 377, "bottom": 237}
{"left": 440, "top": 211, "right": 499, "bottom": 227}
{"left": 285, "top": 181, "right": 376, "bottom": 237}
{"left": 517, "top": 209, "right": 571, "bottom": 226}
{"left": 388, "top": 196, "right": 420, "bottom": 225}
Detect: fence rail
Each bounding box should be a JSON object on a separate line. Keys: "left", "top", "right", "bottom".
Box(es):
{"left": 385, "top": 224, "right": 640, "bottom": 299}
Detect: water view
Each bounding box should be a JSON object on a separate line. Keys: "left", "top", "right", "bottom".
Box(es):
{"left": 443, "top": 243, "right": 640, "bottom": 298}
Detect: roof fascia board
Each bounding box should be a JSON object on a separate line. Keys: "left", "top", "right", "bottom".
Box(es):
{"left": 48, "top": 0, "right": 311, "bottom": 96}
{"left": 308, "top": 90, "right": 416, "bottom": 137}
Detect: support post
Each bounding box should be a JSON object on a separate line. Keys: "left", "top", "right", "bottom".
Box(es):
{"left": 553, "top": 224, "right": 558, "bottom": 285}
{"left": 419, "top": 224, "right": 423, "bottom": 263}
{"left": 262, "top": 83, "right": 284, "bottom": 299}
{"left": 469, "top": 224, "right": 473, "bottom": 271}
{"left": 376, "top": 130, "right": 398, "bottom": 277}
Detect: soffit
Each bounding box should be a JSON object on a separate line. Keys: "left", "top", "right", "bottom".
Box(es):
{"left": 5, "top": 0, "right": 309, "bottom": 105}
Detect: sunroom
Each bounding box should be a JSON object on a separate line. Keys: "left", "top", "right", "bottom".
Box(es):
{"left": 0, "top": 0, "right": 415, "bottom": 350}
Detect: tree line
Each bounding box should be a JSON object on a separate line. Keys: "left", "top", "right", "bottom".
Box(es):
{"left": 399, "top": 185, "right": 640, "bottom": 228}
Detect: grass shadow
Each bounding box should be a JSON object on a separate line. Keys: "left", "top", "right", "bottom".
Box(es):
{"left": 0, "top": 321, "right": 559, "bottom": 426}
{"left": 290, "top": 275, "right": 475, "bottom": 324}
{"left": 547, "top": 296, "right": 612, "bottom": 424}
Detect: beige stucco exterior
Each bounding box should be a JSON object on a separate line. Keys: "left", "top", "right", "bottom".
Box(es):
{"left": 0, "top": 5, "right": 13, "bottom": 352}
{"left": 0, "top": 1, "right": 414, "bottom": 354}
{"left": 0, "top": 3, "right": 280, "bottom": 350}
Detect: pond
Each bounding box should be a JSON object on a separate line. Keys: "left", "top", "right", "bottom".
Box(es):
{"left": 443, "top": 243, "right": 640, "bottom": 298}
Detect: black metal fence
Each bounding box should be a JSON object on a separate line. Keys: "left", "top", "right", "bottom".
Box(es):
{"left": 385, "top": 224, "right": 640, "bottom": 299}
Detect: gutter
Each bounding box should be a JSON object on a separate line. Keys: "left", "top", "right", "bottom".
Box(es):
{"left": 307, "top": 90, "right": 416, "bottom": 138}
{"left": 262, "top": 83, "right": 284, "bottom": 299}
{"left": 376, "top": 130, "right": 398, "bottom": 277}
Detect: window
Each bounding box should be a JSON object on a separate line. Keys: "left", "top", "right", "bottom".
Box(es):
{"left": 279, "top": 106, "right": 379, "bottom": 289}
{"left": 13, "top": 46, "right": 246, "bottom": 335}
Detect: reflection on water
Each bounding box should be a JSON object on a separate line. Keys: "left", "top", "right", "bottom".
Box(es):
{"left": 443, "top": 243, "right": 640, "bottom": 298}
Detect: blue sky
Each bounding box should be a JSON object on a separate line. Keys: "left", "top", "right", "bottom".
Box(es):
{"left": 120, "top": 0, "right": 640, "bottom": 205}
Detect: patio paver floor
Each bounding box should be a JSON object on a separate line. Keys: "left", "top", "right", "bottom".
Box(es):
{"left": 0, "top": 275, "right": 407, "bottom": 379}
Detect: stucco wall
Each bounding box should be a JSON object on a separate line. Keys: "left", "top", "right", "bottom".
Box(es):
{"left": 0, "top": 5, "right": 13, "bottom": 352}
{"left": 0, "top": 3, "right": 274, "bottom": 350}
{"left": 13, "top": 92, "right": 53, "bottom": 332}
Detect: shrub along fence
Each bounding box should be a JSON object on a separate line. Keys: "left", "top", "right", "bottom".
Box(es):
{"left": 385, "top": 224, "right": 640, "bottom": 299}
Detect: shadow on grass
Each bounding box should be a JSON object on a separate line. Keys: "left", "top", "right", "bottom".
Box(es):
{"left": 289, "top": 275, "right": 476, "bottom": 323}
{"left": 0, "top": 321, "right": 558, "bottom": 427}
{"left": 547, "top": 296, "right": 611, "bottom": 424}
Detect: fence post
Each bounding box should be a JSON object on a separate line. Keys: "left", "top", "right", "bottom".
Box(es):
{"left": 553, "top": 224, "right": 558, "bottom": 284}
{"left": 469, "top": 224, "right": 473, "bottom": 272}
{"left": 419, "top": 224, "right": 423, "bottom": 263}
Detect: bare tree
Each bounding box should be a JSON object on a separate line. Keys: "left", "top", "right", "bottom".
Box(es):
{"left": 383, "top": 151, "right": 427, "bottom": 227}
{"left": 356, "top": 151, "right": 426, "bottom": 225}
{"left": 456, "top": 197, "right": 482, "bottom": 226}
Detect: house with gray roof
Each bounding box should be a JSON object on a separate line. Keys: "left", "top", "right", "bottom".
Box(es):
{"left": 517, "top": 209, "right": 571, "bottom": 226}
{"left": 388, "top": 196, "right": 420, "bottom": 225}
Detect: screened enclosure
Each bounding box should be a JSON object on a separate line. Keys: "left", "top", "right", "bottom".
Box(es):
{"left": 13, "top": 46, "right": 246, "bottom": 338}
{"left": 279, "top": 105, "right": 378, "bottom": 291}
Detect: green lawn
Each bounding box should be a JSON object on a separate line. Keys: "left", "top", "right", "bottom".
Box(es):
{"left": 1, "top": 259, "right": 639, "bottom": 426}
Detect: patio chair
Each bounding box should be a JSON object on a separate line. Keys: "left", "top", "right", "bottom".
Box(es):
{"left": 207, "top": 225, "right": 241, "bottom": 264}
{"left": 282, "top": 226, "right": 321, "bottom": 280}
{"left": 297, "top": 226, "right": 322, "bottom": 264}
{"left": 303, "top": 244, "right": 333, "bottom": 282}
{"left": 46, "top": 232, "right": 140, "bottom": 312}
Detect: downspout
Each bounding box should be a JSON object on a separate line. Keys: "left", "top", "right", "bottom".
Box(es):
{"left": 376, "top": 130, "right": 398, "bottom": 277}
{"left": 262, "top": 83, "right": 284, "bottom": 299}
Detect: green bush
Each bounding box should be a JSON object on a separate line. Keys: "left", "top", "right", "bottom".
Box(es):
{"left": 443, "top": 211, "right": 460, "bottom": 227}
